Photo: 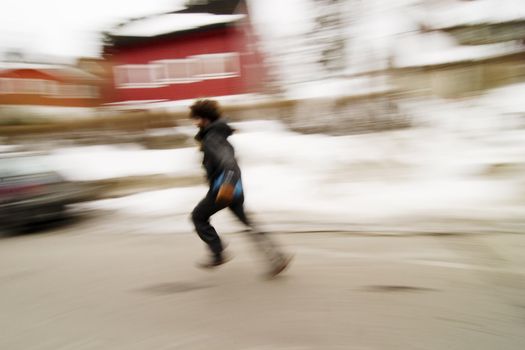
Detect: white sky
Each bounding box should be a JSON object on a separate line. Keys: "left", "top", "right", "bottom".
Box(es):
{"left": 0, "top": 0, "right": 186, "bottom": 59}
{"left": 0, "top": 0, "right": 310, "bottom": 60}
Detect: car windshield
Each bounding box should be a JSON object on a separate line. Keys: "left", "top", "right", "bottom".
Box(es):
{"left": 0, "top": 155, "right": 54, "bottom": 177}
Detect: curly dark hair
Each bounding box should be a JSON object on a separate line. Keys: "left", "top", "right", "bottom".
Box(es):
{"left": 189, "top": 99, "right": 222, "bottom": 122}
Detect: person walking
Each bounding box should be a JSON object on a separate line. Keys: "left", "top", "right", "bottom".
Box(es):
{"left": 189, "top": 99, "right": 292, "bottom": 277}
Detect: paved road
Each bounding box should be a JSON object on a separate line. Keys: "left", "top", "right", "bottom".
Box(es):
{"left": 1, "top": 214, "right": 524, "bottom": 350}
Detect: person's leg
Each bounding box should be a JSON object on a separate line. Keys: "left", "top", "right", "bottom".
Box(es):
{"left": 191, "top": 194, "right": 226, "bottom": 259}
{"left": 228, "top": 196, "right": 251, "bottom": 227}
{"left": 229, "top": 197, "right": 291, "bottom": 275}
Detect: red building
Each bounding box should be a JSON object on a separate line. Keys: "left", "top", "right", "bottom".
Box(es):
{"left": 104, "top": 0, "right": 265, "bottom": 105}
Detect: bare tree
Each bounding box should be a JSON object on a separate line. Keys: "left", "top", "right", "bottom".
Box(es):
{"left": 307, "top": 0, "right": 347, "bottom": 75}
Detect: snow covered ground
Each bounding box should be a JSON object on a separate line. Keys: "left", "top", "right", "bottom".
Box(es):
{"left": 50, "top": 144, "right": 201, "bottom": 181}
{"left": 44, "top": 84, "right": 525, "bottom": 234}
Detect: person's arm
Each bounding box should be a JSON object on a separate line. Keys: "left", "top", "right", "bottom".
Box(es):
{"left": 204, "top": 135, "right": 239, "bottom": 205}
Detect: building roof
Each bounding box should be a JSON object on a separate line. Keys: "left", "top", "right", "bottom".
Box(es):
{"left": 110, "top": 13, "right": 245, "bottom": 38}
{"left": 0, "top": 62, "right": 102, "bottom": 82}
{"left": 174, "top": 0, "right": 243, "bottom": 15}
{"left": 108, "top": 0, "right": 246, "bottom": 40}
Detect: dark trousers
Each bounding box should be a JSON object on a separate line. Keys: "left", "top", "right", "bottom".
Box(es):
{"left": 191, "top": 190, "right": 250, "bottom": 257}
{"left": 191, "top": 190, "right": 285, "bottom": 264}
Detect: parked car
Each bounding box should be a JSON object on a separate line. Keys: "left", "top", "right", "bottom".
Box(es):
{"left": 0, "top": 149, "right": 91, "bottom": 233}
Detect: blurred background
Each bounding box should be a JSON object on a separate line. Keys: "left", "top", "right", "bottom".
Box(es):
{"left": 2, "top": 0, "right": 525, "bottom": 234}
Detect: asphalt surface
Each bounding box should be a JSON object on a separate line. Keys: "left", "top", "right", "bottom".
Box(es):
{"left": 1, "top": 213, "right": 525, "bottom": 350}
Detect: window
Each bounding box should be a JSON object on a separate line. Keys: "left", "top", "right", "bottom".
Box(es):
{"left": 113, "top": 52, "right": 241, "bottom": 88}
{"left": 155, "top": 58, "right": 200, "bottom": 83}
{"left": 191, "top": 53, "right": 240, "bottom": 79}
{"left": 0, "top": 78, "right": 49, "bottom": 95}
{"left": 54, "top": 84, "right": 99, "bottom": 99}
{"left": 18, "top": 79, "right": 45, "bottom": 94}
{"left": 45, "top": 81, "right": 60, "bottom": 96}
{"left": 114, "top": 64, "right": 166, "bottom": 88}
{"left": 0, "top": 78, "right": 13, "bottom": 93}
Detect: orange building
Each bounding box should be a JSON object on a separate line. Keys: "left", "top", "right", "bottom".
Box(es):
{"left": 0, "top": 62, "right": 104, "bottom": 108}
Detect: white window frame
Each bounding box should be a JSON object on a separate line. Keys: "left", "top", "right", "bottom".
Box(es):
{"left": 45, "top": 81, "right": 60, "bottom": 97}
{"left": 45, "top": 83, "right": 98, "bottom": 99}
{"left": 1, "top": 78, "right": 47, "bottom": 95}
{"left": 0, "top": 78, "right": 13, "bottom": 94}
{"left": 191, "top": 52, "right": 241, "bottom": 79}
{"left": 155, "top": 58, "right": 201, "bottom": 84}
{"left": 114, "top": 64, "right": 167, "bottom": 89}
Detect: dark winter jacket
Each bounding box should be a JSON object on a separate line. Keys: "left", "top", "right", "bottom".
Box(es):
{"left": 195, "top": 119, "right": 242, "bottom": 195}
